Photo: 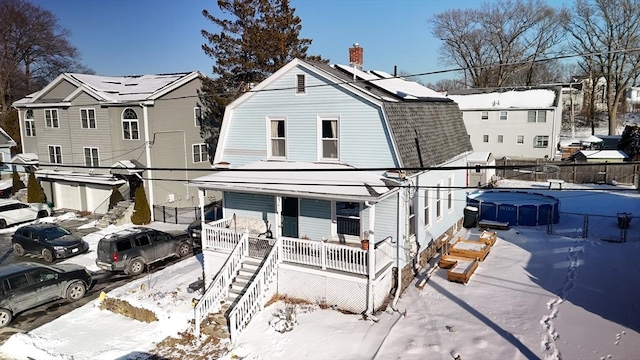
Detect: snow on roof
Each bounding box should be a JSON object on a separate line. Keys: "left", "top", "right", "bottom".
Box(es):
{"left": 9, "top": 153, "right": 38, "bottom": 165}
{"left": 0, "top": 127, "right": 16, "bottom": 147}
{"left": 332, "top": 64, "right": 446, "bottom": 100}
{"left": 580, "top": 135, "right": 603, "bottom": 143}
{"left": 190, "top": 161, "right": 397, "bottom": 201}
{"left": 466, "top": 151, "right": 493, "bottom": 163}
{"left": 448, "top": 89, "right": 557, "bottom": 109}
{"left": 68, "top": 73, "right": 192, "bottom": 102}
{"left": 36, "top": 169, "right": 126, "bottom": 186}
{"left": 578, "top": 150, "right": 628, "bottom": 159}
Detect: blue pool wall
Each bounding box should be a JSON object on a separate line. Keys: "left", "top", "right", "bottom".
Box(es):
{"left": 467, "top": 190, "right": 560, "bottom": 226}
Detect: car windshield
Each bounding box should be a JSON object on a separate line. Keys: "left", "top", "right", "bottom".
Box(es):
{"left": 41, "top": 227, "right": 71, "bottom": 240}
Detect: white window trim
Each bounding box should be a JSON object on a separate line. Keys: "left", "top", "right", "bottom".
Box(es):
{"left": 533, "top": 135, "right": 550, "bottom": 148}
{"left": 295, "top": 74, "right": 306, "bottom": 95}
{"left": 48, "top": 145, "right": 62, "bottom": 164}
{"left": 516, "top": 135, "right": 525, "bottom": 145}
{"left": 194, "top": 107, "right": 202, "bottom": 127}
{"left": 24, "top": 110, "right": 35, "bottom": 137}
{"left": 499, "top": 111, "right": 508, "bottom": 121}
{"left": 80, "top": 108, "right": 96, "bottom": 129}
{"left": 481, "top": 111, "right": 488, "bottom": 121}
{"left": 447, "top": 175, "right": 454, "bottom": 212}
{"left": 497, "top": 134, "right": 504, "bottom": 143}
{"left": 266, "top": 117, "right": 287, "bottom": 160}
{"left": 317, "top": 115, "right": 340, "bottom": 162}
{"left": 436, "top": 181, "right": 443, "bottom": 221}
{"left": 83, "top": 147, "right": 100, "bottom": 167}
{"left": 483, "top": 135, "right": 489, "bottom": 143}
{"left": 192, "top": 143, "right": 208, "bottom": 163}
{"left": 44, "top": 109, "right": 59, "bottom": 128}
{"left": 423, "top": 189, "right": 431, "bottom": 229}
{"left": 121, "top": 108, "right": 140, "bottom": 140}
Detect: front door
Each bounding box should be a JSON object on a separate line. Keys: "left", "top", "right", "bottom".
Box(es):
{"left": 281, "top": 197, "right": 299, "bottom": 238}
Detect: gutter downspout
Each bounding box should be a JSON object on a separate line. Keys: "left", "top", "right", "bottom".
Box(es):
{"left": 364, "top": 201, "right": 377, "bottom": 321}
{"left": 150, "top": 130, "right": 190, "bottom": 201}
{"left": 141, "top": 103, "right": 154, "bottom": 220}
{"left": 391, "top": 176, "right": 409, "bottom": 311}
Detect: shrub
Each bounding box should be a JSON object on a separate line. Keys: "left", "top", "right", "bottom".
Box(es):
{"left": 131, "top": 185, "right": 151, "bottom": 225}
{"left": 26, "top": 172, "right": 46, "bottom": 203}
{"left": 11, "top": 171, "right": 25, "bottom": 194}
{"left": 108, "top": 185, "right": 125, "bottom": 210}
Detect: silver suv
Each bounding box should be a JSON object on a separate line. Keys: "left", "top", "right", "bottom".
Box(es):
{"left": 95, "top": 227, "right": 193, "bottom": 276}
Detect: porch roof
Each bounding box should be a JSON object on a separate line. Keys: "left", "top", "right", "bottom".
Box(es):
{"left": 189, "top": 161, "right": 399, "bottom": 201}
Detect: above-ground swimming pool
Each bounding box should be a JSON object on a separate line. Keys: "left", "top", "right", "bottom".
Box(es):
{"left": 467, "top": 190, "right": 560, "bottom": 226}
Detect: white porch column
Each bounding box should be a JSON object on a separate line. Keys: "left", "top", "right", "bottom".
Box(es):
{"left": 198, "top": 189, "right": 205, "bottom": 227}
{"left": 367, "top": 202, "right": 376, "bottom": 313}
{"left": 275, "top": 196, "right": 282, "bottom": 238}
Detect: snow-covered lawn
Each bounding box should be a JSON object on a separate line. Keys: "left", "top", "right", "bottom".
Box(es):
{"left": 0, "top": 180, "right": 638, "bottom": 360}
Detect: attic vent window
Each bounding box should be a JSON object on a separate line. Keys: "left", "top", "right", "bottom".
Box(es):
{"left": 296, "top": 74, "right": 306, "bottom": 94}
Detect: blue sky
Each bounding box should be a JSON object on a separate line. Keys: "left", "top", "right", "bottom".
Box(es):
{"left": 31, "top": 0, "right": 572, "bottom": 83}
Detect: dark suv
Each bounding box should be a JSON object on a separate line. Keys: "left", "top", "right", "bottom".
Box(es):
{"left": 0, "top": 262, "right": 92, "bottom": 327}
{"left": 95, "top": 227, "right": 193, "bottom": 276}
{"left": 12, "top": 224, "right": 89, "bottom": 262}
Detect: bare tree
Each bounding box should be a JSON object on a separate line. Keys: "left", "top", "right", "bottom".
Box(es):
{"left": 0, "top": 0, "right": 88, "bottom": 112}
{"left": 566, "top": 0, "right": 640, "bottom": 135}
{"left": 431, "top": 0, "right": 567, "bottom": 88}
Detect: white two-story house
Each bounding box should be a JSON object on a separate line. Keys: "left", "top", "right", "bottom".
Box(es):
{"left": 12, "top": 72, "right": 215, "bottom": 215}
{"left": 189, "top": 57, "right": 474, "bottom": 341}
{"left": 448, "top": 87, "right": 562, "bottom": 159}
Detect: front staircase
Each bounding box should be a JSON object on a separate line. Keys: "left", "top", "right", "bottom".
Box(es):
{"left": 227, "top": 257, "right": 262, "bottom": 303}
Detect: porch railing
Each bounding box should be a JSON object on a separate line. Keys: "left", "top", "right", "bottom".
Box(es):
{"left": 228, "top": 237, "right": 281, "bottom": 342}
{"left": 202, "top": 224, "right": 244, "bottom": 252}
{"left": 281, "top": 237, "right": 368, "bottom": 275}
{"left": 374, "top": 236, "right": 393, "bottom": 274}
{"left": 194, "top": 233, "right": 249, "bottom": 337}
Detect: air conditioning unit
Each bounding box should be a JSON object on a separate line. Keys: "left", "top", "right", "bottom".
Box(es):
{"left": 168, "top": 193, "right": 175, "bottom": 202}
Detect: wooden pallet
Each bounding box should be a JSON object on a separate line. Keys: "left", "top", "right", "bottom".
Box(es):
{"left": 449, "top": 240, "right": 490, "bottom": 261}
{"left": 447, "top": 258, "right": 479, "bottom": 284}
{"left": 478, "top": 219, "right": 509, "bottom": 230}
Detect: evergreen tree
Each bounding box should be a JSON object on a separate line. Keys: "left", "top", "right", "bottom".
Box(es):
{"left": 26, "top": 171, "right": 45, "bottom": 203}
{"left": 11, "top": 171, "right": 25, "bottom": 194}
{"left": 108, "top": 185, "right": 125, "bottom": 210}
{"left": 619, "top": 124, "right": 640, "bottom": 160}
{"left": 131, "top": 185, "right": 151, "bottom": 225}
{"left": 199, "top": 0, "right": 326, "bottom": 160}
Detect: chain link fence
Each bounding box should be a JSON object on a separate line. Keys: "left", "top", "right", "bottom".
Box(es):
{"left": 535, "top": 212, "right": 638, "bottom": 242}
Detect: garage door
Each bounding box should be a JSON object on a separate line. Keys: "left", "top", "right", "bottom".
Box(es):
{"left": 85, "top": 186, "right": 112, "bottom": 214}
{"left": 54, "top": 182, "right": 81, "bottom": 211}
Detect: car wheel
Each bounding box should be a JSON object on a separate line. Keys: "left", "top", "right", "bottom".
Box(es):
{"left": 37, "top": 210, "right": 49, "bottom": 218}
{"left": 127, "top": 258, "right": 145, "bottom": 276}
{"left": 42, "top": 248, "right": 54, "bottom": 263}
{"left": 13, "top": 243, "right": 25, "bottom": 257}
{"left": 177, "top": 242, "right": 192, "bottom": 257}
{"left": 0, "top": 309, "right": 12, "bottom": 328}
{"left": 66, "top": 281, "right": 86, "bottom": 301}
{"left": 0, "top": 220, "right": 6, "bottom": 229}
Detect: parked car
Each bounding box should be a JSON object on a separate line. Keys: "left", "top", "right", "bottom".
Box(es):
{"left": 186, "top": 207, "right": 220, "bottom": 245}
{"left": 0, "top": 262, "right": 92, "bottom": 327}
{"left": 95, "top": 227, "right": 193, "bottom": 276}
{"left": 12, "top": 224, "right": 89, "bottom": 263}
{"left": 0, "top": 199, "right": 52, "bottom": 229}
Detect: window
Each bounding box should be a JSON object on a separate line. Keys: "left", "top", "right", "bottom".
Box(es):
{"left": 193, "top": 143, "right": 208, "bottom": 163}
{"left": 25, "top": 110, "right": 35, "bottom": 137}
{"left": 122, "top": 108, "right": 139, "bottom": 140}
{"left": 423, "top": 190, "right": 430, "bottom": 227}
{"left": 269, "top": 119, "right": 286, "bottom": 158}
{"left": 527, "top": 110, "right": 547, "bottom": 123}
{"left": 6, "top": 274, "right": 29, "bottom": 290}
{"left": 45, "top": 109, "right": 59, "bottom": 128}
{"left": 447, "top": 176, "right": 453, "bottom": 210}
{"left": 481, "top": 111, "right": 488, "bottom": 120}
{"left": 84, "top": 147, "right": 99, "bottom": 167}
{"left": 483, "top": 135, "right": 489, "bottom": 143}
{"left": 409, "top": 198, "right": 415, "bottom": 237}
{"left": 320, "top": 118, "right": 339, "bottom": 160}
{"left": 500, "top": 111, "right": 508, "bottom": 121}
{"left": 296, "top": 74, "right": 306, "bottom": 94}
{"left": 194, "top": 107, "right": 202, "bottom": 127}
{"left": 80, "top": 108, "right": 96, "bottom": 129}
{"left": 436, "top": 183, "right": 442, "bottom": 219}
{"left": 134, "top": 235, "right": 151, "bottom": 247}
{"left": 336, "top": 201, "right": 360, "bottom": 236}
{"left": 29, "top": 268, "right": 56, "bottom": 282}
{"left": 534, "top": 135, "right": 550, "bottom": 148}
{"left": 48, "top": 145, "right": 62, "bottom": 164}
{"left": 517, "top": 135, "right": 525, "bottom": 145}
{"left": 498, "top": 135, "right": 504, "bottom": 143}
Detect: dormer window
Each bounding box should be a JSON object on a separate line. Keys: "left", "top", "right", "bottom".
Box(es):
{"left": 296, "top": 74, "right": 306, "bottom": 94}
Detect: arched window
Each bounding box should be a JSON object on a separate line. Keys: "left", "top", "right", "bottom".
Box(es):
{"left": 24, "top": 110, "right": 35, "bottom": 137}
{"left": 121, "top": 108, "right": 139, "bottom": 140}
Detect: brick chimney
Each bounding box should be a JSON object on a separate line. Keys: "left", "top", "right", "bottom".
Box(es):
{"left": 349, "top": 43, "right": 363, "bottom": 70}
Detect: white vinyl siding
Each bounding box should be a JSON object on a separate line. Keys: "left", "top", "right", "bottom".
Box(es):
{"left": 80, "top": 108, "right": 96, "bottom": 129}
{"left": 84, "top": 147, "right": 99, "bottom": 167}
{"left": 45, "top": 109, "right": 59, "bottom": 128}
{"left": 193, "top": 143, "right": 208, "bottom": 163}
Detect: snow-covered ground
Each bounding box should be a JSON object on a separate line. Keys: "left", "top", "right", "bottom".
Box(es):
{"left": 0, "top": 180, "right": 638, "bottom": 360}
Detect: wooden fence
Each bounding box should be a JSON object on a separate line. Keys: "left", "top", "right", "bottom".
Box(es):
{"left": 496, "top": 159, "right": 638, "bottom": 185}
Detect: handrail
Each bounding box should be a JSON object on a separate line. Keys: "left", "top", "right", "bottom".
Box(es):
{"left": 227, "top": 237, "right": 281, "bottom": 342}
{"left": 194, "top": 233, "right": 248, "bottom": 337}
